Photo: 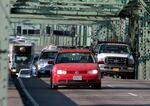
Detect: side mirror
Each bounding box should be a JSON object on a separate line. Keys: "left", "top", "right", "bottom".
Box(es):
{"left": 48, "top": 60, "right": 54, "bottom": 64}
{"left": 95, "top": 52, "right": 98, "bottom": 56}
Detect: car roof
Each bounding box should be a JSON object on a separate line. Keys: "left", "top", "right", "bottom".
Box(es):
{"left": 100, "top": 43, "right": 128, "bottom": 46}
{"left": 42, "top": 50, "right": 58, "bottom": 52}
{"left": 20, "top": 69, "right": 31, "bottom": 71}
{"left": 58, "top": 49, "right": 91, "bottom": 53}
{"left": 97, "top": 41, "right": 129, "bottom": 45}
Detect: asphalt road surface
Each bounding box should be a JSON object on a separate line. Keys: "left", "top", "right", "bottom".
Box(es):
{"left": 13, "top": 77, "right": 150, "bottom": 106}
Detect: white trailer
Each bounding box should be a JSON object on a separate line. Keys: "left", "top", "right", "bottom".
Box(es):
{"left": 9, "top": 41, "right": 35, "bottom": 76}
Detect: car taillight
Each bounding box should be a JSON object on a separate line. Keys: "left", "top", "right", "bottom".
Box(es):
{"left": 97, "top": 61, "right": 104, "bottom": 64}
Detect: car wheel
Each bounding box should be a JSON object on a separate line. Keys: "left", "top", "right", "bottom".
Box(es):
{"left": 121, "top": 74, "right": 127, "bottom": 79}
{"left": 127, "top": 74, "right": 135, "bottom": 79}
{"left": 37, "top": 72, "right": 41, "bottom": 78}
{"left": 50, "top": 76, "right": 58, "bottom": 89}
{"left": 91, "top": 84, "right": 101, "bottom": 89}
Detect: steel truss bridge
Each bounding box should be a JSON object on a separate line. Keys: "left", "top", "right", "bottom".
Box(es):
{"left": 0, "top": 0, "right": 150, "bottom": 105}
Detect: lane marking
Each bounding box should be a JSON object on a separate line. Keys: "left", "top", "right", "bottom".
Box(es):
{"left": 107, "top": 85, "right": 114, "bottom": 88}
{"left": 128, "top": 93, "right": 137, "bottom": 97}
{"left": 18, "top": 78, "right": 39, "bottom": 106}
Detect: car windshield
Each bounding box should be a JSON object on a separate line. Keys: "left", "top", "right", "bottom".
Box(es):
{"left": 44, "top": 65, "right": 53, "bottom": 70}
{"left": 99, "top": 44, "right": 131, "bottom": 54}
{"left": 15, "top": 55, "right": 31, "bottom": 63}
{"left": 20, "top": 70, "right": 30, "bottom": 74}
{"left": 56, "top": 52, "right": 95, "bottom": 63}
{"left": 32, "top": 55, "right": 39, "bottom": 64}
{"left": 40, "top": 51, "right": 57, "bottom": 59}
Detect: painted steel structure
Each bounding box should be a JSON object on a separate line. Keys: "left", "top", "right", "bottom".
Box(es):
{"left": 0, "top": 1, "right": 9, "bottom": 106}
{"left": 8, "top": 0, "right": 150, "bottom": 81}
{"left": 0, "top": 0, "right": 150, "bottom": 105}
{"left": 137, "top": 1, "right": 150, "bottom": 80}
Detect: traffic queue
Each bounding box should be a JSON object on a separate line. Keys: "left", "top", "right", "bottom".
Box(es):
{"left": 8, "top": 36, "right": 136, "bottom": 89}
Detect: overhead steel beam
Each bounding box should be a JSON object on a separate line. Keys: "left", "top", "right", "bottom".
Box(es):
{"left": 10, "top": 0, "right": 130, "bottom": 17}
{"left": 11, "top": 8, "right": 121, "bottom": 17}
{"left": 10, "top": 14, "right": 121, "bottom": 25}
{"left": 11, "top": 0, "right": 129, "bottom": 5}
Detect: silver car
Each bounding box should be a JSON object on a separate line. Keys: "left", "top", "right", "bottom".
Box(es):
{"left": 36, "top": 50, "right": 58, "bottom": 77}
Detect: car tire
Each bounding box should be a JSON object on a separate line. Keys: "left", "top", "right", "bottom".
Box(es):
{"left": 37, "top": 72, "right": 41, "bottom": 78}
{"left": 127, "top": 74, "right": 135, "bottom": 79}
{"left": 50, "top": 77, "right": 58, "bottom": 89}
{"left": 91, "top": 84, "right": 101, "bottom": 89}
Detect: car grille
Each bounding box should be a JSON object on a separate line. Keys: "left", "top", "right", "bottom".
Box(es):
{"left": 59, "top": 80, "right": 96, "bottom": 84}
{"left": 105, "top": 57, "right": 127, "bottom": 66}
{"left": 67, "top": 71, "right": 87, "bottom": 74}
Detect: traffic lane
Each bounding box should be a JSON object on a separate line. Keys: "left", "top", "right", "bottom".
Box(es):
{"left": 102, "top": 77, "right": 150, "bottom": 89}
{"left": 44, "top": 77, "right": 150, "bottom": 106}
{"left": 58, "top": 89, "right": 150, "bottom": 106}
{"left": 19, "top": 78, "right": 78, "bottom": 106}
{"left": 20, "top": 77, "right": 150, "bottom": 106}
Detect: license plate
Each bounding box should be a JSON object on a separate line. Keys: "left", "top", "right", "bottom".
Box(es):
{"left": 73, "top": 76, "right": 82, "bottom": 80}
{"left": 112, "top": 68, "right": 119, "bottom": 72}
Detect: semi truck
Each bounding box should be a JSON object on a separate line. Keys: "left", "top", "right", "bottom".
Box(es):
{"left": 9, "top": 40, "right": 34, "bottom": 76}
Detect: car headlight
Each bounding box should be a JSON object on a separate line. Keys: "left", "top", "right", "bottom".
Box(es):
{"left": 57, "top": 70, "right": 67, "bottom": 74}
{"left": 12, "top": 69, "right": 17, "bottom": 72}
{"left": 128, "top": 55, "right": 134, "bottom": 65}
{"left": 38, "top": 62, "right": 44, "bottom": 69}
{"left": 88, "top": 69, "right": 98, "bottom": 74}
{"left": 37, "top": 64, "right": 42, "bottom": 70}
{"left": 32, "top": 66, "right": 36, "bottom": 70}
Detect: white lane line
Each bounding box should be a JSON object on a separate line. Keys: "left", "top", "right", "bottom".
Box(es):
{"left": 18, "top": 78, "right": 39, "bottom": 106}
{"left": 107, "top": 85, "right": 114, "bottom": 88}
{"left": 128, "top": 93, "right": 137, "bottom": 97}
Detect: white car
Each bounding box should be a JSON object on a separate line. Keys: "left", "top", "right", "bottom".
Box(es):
{"left": 17, "top": 69, "right": 31, "bottom": 78}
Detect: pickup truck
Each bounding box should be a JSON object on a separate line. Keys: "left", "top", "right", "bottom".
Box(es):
{"left": 93, "top": 42, "right": 135, "bottom": 79}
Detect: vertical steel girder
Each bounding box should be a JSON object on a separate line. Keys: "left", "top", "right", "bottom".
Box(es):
{"left": 133, "top": 3, "right": 150, "bottom": 80}
{"left": 0, "top": 0, "right": 9, "bottom": 106}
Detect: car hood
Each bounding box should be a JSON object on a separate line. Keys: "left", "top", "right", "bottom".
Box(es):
{"left": 39, "top": 59, "right": 54, "bottom": 63}
{"left": 54, "top": 63, "right": 98, "bottom": 71}
{"left": 97, "top": 53, "right": 132, "bottom": 58}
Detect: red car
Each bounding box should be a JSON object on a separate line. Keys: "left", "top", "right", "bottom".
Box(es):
{"left": 50, "top": 49, "right": 101, "bottom": 89}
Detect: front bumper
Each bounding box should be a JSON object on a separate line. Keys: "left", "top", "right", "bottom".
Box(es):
{"left": 53, "top": 74, "right": 101, "bottom": 86}
{"left": 99, "top": 64, "right": 134, "bottom": 73}
{"left": 38, "top": 70, "right": 51, "bottom": 76}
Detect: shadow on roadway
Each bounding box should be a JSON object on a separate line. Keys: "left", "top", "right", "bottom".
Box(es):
{"left": 13, "top": 77, "right": 150, "bottom": 106}
{"left": 14, "top": 77, "right": 78, "bottom": 106}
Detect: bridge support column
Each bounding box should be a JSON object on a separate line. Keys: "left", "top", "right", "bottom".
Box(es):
{"left": 0, "top": 0, "right": 9, "bottom": 106}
